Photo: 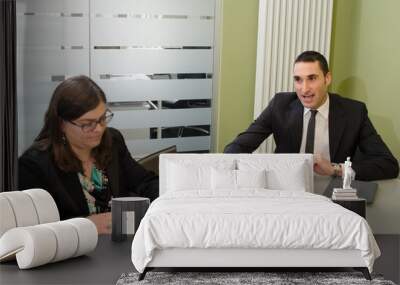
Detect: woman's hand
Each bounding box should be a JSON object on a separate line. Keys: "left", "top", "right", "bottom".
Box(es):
{"left": 87, "top": 212, "right": 112, "bottom": 234}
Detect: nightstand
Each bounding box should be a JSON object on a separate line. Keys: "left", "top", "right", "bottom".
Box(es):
{"left": 332, "top": 198, "right": 366, "bottom": 218}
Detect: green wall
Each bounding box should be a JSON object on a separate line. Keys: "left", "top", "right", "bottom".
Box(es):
{"left": 330, "top": 0, "right": 400, "bottom": 159}
{"left": 215, "top": 0, "right": 259, "bottom": 152}
{"left": 216, "top": 0, "right": 400, "bottom": 159}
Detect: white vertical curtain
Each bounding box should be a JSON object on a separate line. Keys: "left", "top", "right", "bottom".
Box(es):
{"left": 254, "top": 0, "right": 333, "bottom": 153}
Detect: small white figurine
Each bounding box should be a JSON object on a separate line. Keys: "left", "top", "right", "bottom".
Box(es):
{"left": 343, "top": 157, "right": 355, "bottom": 189}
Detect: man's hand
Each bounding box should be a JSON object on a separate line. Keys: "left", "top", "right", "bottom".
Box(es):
{"left": 87, "top": 212, "right": 112, "bottom": 234}
{"left": 313, "top": 154, "right": 336, "bottom": 176}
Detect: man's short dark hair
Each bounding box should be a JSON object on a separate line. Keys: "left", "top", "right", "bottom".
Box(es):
{"left": 295, "top": 51, "right": 329, "bottom": 75}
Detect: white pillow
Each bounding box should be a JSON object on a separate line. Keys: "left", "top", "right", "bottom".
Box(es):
{"left": 166, "top": 159, "right": 236, "bottom": 192}
{"left": 238, "top": 159, "right": 307, "bottom": 191}
{"left": 236, "top": 169, "right": 267, "bottom": 188}
{"left": 167, "top": 163, "right": 211, "bottom": 191}
{"left": 211, "top": 168, "right": 236, "bottom": 190}
{"left": 211, "top": 169, "right": 267, "bottom": 190}
{"left": 266, "top": 164, "right": 306, "bottom": 191}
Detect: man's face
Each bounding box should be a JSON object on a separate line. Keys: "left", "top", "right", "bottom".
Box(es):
{"left": 293, "top": 61, "right": 331, "bottom": 109}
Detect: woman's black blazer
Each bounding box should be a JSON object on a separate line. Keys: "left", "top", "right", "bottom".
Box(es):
{"left": 18, "top": 128, "right": 159, "bottom": 220}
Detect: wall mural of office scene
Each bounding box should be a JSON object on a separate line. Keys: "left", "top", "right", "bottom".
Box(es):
{"left": 1, "top": 0, "right": 399, "bottom": 284}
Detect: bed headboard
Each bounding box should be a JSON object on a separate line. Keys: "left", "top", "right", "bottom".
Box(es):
{"left": 159, "top": 153, "right": 314, "bottom": 195}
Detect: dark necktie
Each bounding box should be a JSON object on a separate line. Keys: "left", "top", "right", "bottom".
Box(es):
{"left": 305, "top": 110, "right": 318, "bottom": 153}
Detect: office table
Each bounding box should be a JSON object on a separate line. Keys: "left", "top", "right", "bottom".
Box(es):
{"left": 0, "top": 235, "right": 133, "bottom": 285}
{"left": 1, "top": 235, "right": 398, "bottom": 284}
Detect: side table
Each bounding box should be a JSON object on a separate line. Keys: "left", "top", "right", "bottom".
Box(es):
{"left": 332, "top": 198, "right": 366, "bottom": 218}
{"left": 111, "top": 197, "right": 150, "bottom": 242}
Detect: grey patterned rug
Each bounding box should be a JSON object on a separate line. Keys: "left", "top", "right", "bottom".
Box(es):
{"left": 116, "top": 271, "right": 396, "bottom": 285}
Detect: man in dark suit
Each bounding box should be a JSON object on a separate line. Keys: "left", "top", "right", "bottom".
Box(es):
{"left": 224, "top": 51, "right": 399, "bottom": 181}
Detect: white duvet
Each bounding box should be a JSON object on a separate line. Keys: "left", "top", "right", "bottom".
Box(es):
{"left": 131, "top": 190, "right": 380, "bottom": 273}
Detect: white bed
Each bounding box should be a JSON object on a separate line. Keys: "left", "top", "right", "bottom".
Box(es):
{"left": 131, "top": 154, "right": 380, "bottom": 280}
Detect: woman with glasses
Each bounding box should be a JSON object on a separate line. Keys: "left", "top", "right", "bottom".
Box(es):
{"left": 18, "top": 75, "right": 159, "bottom": 231}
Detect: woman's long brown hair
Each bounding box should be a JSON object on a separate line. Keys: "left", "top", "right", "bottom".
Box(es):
{"left": 33, "top": 75, "right": 112, "bottom": 172}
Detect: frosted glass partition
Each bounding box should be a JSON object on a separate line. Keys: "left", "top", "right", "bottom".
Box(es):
{"left": 126, "top": 137, "right": 211, "bottom": 159}
{"left": 91, "top": 0, "right": 214, "bottom": 15}
{"left": 17, "top": 0, "right": 90, "bottom": 153}
{"left": 92, "top": 19, "right": 214, "bottom": 46}
{"left": 109, "top": 109, "right": 211, "bottom": 129}
{"left": 100, "top": 79, "right": 212, "bottom": 102}
{"left": 91, "top": 0, "right": 215, "bottom": 156}
{"left": 92, "top": 49, "right": 213, "bottom": 74}
{"left": 18, "top": 0, "right": 215, "bottom": 157}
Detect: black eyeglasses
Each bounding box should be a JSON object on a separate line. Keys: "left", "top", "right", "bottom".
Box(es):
{"left": 68, "top": 109, "right": 114, "bottom": 133}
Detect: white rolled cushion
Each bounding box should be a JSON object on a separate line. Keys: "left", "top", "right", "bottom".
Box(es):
{"left": 42, "top": 222, "right": 79, "bottom": 262}
{"left": 236, "top": 169, "right": 267, "bottom": 188}
{"left": 0, "top": 191, "right": 39, "bottom": 227}
{"left": 0, "top": 219, "right": 97, "bottom": 269}
{"left": 24, "top": 189, "right": 60, "bottom": 223}
{"left": 238, "top": 159, "right": 307, "bottom": 191}
{"left": 0, "top": 196, "right": 17, "bottom": 237}
{"left": 0, "top": 226, "right": 57, "bottom": 269}
{"left": 65, "top": 218, "right": 98, "bottom": 257}
{"left": 211, "top": 168, "right": 237, "bottom": 190}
